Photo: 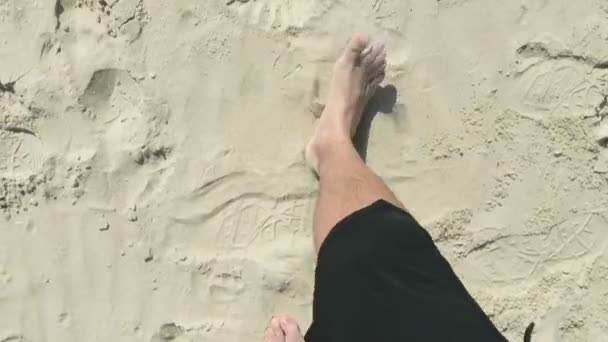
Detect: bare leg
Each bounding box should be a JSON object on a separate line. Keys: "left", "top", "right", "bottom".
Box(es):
{"left": 306, "top": 35, "right": 404, "bottom": 253}
{"left": 263, "top": 35, "right": 404, "bottom": 341}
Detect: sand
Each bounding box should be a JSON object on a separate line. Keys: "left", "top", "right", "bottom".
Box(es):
{"left": 0, "top": 0, "right": 607, "bottom": 341}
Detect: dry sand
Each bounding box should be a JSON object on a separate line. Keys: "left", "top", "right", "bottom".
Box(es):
{"left": 1, "top": 0, "right": 608, "bottom": 341}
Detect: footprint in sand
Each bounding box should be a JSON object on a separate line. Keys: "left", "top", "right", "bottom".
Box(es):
{"left": 465, "top": 211, "right": 608, "bottom": 283}
{"left": 0, "top": 95, "right": 50, "bottom": 216}
{"left": 57, "top": 0, "right": 147, "bottom": 42}
{"left": 79, "top": 68, "right": 132, "bottom": 122}
{"left": 179, "top": 253, "right": 308, "bottom": 306}
{"left": 509, "top": 39, "right": 608, "bottom": 120}
{"left": 77, "top": 67, "right": 175, "bottom": 209}
{"left": 225, "top": 0, "right": 335, "bottom": 32}
{"left": 184, "top": 257, "right": 249, "bottom": 303}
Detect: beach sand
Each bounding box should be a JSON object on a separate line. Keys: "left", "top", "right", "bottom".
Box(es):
{"left": 1, "top": 0, "right": 608, "bottom": 341}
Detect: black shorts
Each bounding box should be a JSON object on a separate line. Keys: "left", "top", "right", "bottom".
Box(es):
{"left": 305, "top": 200, "right": 508, "bottom": 342}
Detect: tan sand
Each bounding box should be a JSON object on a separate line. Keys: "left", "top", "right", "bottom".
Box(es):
{"left": 1, "top": 0, "right": 608, "bottom": 341}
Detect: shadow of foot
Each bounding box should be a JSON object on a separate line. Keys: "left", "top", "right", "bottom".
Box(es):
{"left": 354, "top": 84, "right": 399, "bottom": 161}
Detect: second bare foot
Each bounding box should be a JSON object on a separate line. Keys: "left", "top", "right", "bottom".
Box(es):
{"left": 264, "top": 317, "right": 285, "bottom": 342}
{"left": 263, "top": 315, "right": 304, "bottom": 342}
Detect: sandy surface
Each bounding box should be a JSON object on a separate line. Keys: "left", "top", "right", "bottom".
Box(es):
{"left": 1, "top": 0, "right": 608, "bottom": 341}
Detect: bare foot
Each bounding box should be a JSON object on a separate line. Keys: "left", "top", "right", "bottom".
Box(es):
{"left": 264, "top": 317, "right": 285, "bottom": 342}
{"left": 263, "top": 315, "right": 304, "bottom": 342}
{"left": 279, "top": 316, "right": 305, "bottom": 342}
{"left": 306, "top": 34, "right": 387, "bottom": 173}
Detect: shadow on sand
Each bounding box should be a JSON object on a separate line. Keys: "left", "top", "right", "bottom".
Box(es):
{"left": 353, "top": 84, "right": 399, "bottom": 161}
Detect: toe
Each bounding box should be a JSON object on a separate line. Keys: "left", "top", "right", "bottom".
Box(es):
{"left": 270, "top": 317, "right": 283, "bottom": 336}
{"left": 372, "top": 49, "right": 387, "bottom": 67}
{"left": 368, "top": 60, "right": 386, "bottom": 81}
{"left": 361, "top": 45, "right": 378, "bottom": 66}
{"left": 264, "top": 327, "right": 285, "bottom": 342}
{"left": 342, "top": 34, "right": 370, "bottom": 63}
{"left": 279, "top": 317, "right": 304, "bottom": 342}
{"left": 362, "top": 44, "right": 386, "bottom": 70}
{"left": 264, "top": 317, "right": 286, "bottom": 342}
{"left": 279, "top": 315, "right": 297, "bottom": 325}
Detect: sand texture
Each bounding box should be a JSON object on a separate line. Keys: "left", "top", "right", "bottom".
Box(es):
{"left": 1, "top": 0, "right": 608, "bottom": 341}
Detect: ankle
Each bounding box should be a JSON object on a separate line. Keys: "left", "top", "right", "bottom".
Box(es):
{"left": 311, "top": 128, "right": 354, "bottom": 167}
